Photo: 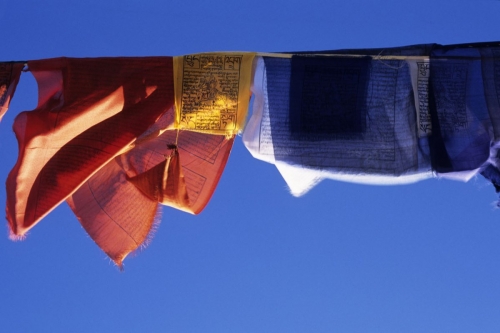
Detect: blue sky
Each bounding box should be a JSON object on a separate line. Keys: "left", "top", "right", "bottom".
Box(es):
{"left": 2, "top": 0, "right": 500, "bottom": 332}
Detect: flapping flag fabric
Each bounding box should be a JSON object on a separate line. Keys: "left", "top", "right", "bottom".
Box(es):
{"left": 7, "top": 57, "right": 176, "bottom": 238}
{"left": 0, "top": 62, "right": 23, "bottom": 121}
{"left": 6, "top": 42, "right": 500, "bottom": 267}
{"left": 244, "top": 43, "right": 500, "bottom": 196}
{"left": 68, "top": 109, "right": 234, "bottom": 266}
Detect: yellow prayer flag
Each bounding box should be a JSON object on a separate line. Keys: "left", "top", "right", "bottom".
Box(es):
{"left": 174, "top": 52, "right": 255, "bottom": 135}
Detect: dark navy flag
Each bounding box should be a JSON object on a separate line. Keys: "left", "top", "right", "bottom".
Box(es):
{"left": 243, "top": 43, "right": 500, "bottom": 199}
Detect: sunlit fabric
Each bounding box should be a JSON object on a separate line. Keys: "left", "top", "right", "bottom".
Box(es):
{"left": 126, "top": 149, "right": 190, "bottom": 208}
{"left": 244, "top": 43, "right": 500, "bottom": 196}
{"left": 7, "top": 57, "right": 175, "bottom": 238}
{"left": 6, "top": 42, "right": 500, "bottom": 265}
{"left": 67, "top": 109, "right": 234, "bottom": 266}
{"left": 173, "top": 52, "right": 255, "bottom": 135}
{"left": 0, "top": 62, "right": 23, "bottom": 121}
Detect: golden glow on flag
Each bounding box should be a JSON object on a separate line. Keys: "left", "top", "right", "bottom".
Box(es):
{"left": 174, "top": 52, "right": 255, "bottom": 135}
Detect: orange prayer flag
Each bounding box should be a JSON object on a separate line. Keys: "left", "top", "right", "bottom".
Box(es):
{"left": 67, "top": 109, "right": 234, "bottom": 266}
{"left": 119, "top": 113, "right": 234, "bottom": 215}
{"left": 66, "top": 157, "right": 160, "bottom": 267}
{"left": 7, "top": 57, "right": 174, "bottom": 239}
{"left": 0, "top": 62, "right": 23, "bottom": 121}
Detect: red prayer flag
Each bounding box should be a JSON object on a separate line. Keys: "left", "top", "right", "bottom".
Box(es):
{"left": 7, "top": 57, "right": 174, "bottom": 238}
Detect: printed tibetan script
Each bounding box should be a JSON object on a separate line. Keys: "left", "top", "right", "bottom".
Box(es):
{"left": 174, "top": 53, "right": 255, "bottom": 135}
{"left": 409, "top": 58, "right": 432, "bottom": 137}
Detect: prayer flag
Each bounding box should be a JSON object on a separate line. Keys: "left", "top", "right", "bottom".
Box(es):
{"left": 174, "top": 52, "right": 255, "bottom": 135}
{"left": 244, "top": 43, "right": 500, "bottom": 196}
{"left": 67, "top": 109, "right": 234, "bottom": 266}
{"left": 7, "top": 57, "right": 175, "bottom": 238}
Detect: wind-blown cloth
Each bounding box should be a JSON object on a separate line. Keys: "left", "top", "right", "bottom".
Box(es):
{"left": 6, "top": 57, "right": 176, "bottom": 238}
{"left": 6, "top": 57, "right": 235, "bottom": 265}
{"left": 244, "top": 43, "right": 500, "bottom": 197}
{"left": 67, "top": 109, "right": 234, "bottom": 266}
{"left": 7, "top": 42, "right": 500, "bottom": 267}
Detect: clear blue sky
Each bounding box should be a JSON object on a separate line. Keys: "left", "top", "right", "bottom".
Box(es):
{"left": 2, "top": 1, "right": 500, "bottom": 332}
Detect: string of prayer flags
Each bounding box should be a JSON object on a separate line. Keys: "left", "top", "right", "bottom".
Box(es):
{"left": 5, "top": 42, "right": 500, "bottom": 267}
